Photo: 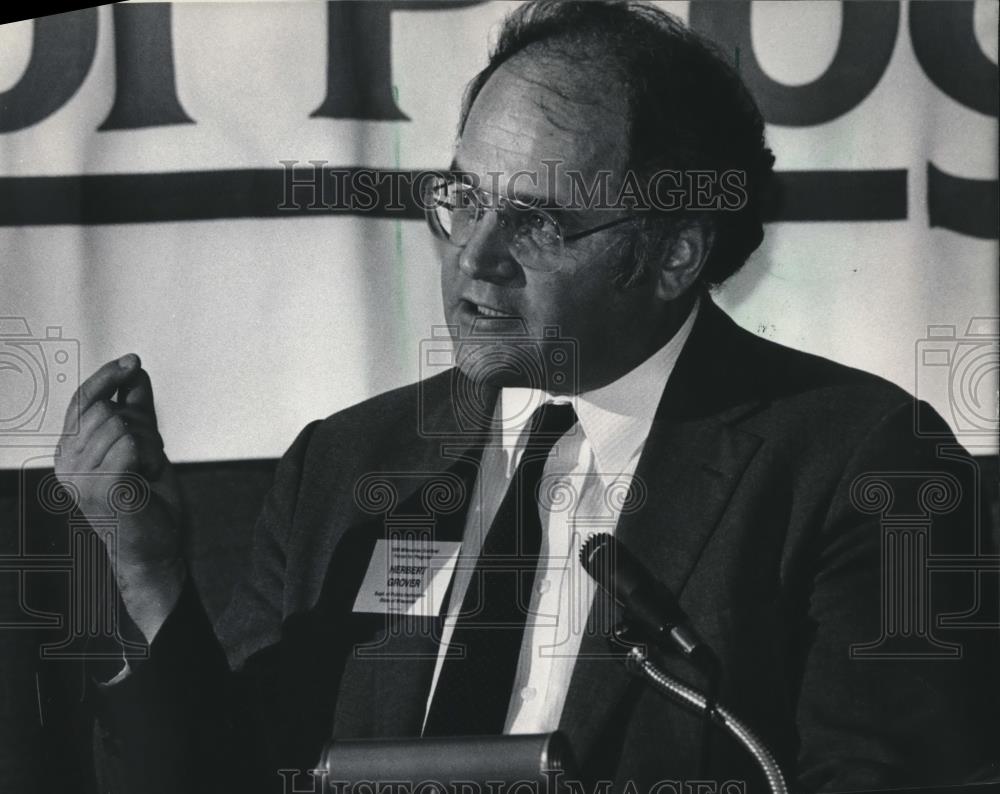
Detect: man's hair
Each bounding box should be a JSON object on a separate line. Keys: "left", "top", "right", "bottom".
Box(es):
{"left": 457, "top": 0, "right": 775, "bottom": 287}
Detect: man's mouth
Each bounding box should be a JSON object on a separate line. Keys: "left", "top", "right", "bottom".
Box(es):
{"left": 467, "top": 300, "right": 517, "bottom": 318}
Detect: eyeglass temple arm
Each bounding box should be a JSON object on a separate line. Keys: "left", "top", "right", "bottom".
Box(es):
{"left": 562, "top": 214, "right": 638, "bottom": 242}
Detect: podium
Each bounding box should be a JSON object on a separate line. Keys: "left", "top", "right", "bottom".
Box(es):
{"left": 314, "top": 733, "right": 576, "bottom": 794}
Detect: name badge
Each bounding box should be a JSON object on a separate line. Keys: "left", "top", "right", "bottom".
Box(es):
{"left": 352, "top": 539, "right": 462, "bottom": 617}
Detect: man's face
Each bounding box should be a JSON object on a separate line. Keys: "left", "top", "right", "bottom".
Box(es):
{"left": 438, "top": 51, "right": 669, "bottom": 394}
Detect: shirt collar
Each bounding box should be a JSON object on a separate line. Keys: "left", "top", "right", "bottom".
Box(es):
{"left": 498, "top": 297, "right": 700, "bottom": 477}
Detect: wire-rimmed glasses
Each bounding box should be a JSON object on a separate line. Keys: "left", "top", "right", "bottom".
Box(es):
{"left": 424, "top": 175, "right": 637, "bottom": 272}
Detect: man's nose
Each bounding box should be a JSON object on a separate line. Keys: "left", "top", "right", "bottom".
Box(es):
{"left": 458, "top": 211, "right": 519, "bottom": 282}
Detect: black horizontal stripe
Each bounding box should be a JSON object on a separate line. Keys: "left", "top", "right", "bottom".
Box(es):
{"left": 0, "top": 168, "right": 426, "bottom": 226}
{"left": 769, "top": 169, "right": 908, "bottom": 222}
{"left": 0, "top": 167, "right": 908, "bottom": 226}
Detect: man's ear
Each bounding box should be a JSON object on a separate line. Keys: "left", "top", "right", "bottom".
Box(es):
{"left": 653, "top": 221, "right": 715, "bottom": 301}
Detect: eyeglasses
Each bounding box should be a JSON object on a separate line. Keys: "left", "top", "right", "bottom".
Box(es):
{"left": 424, "top": 176, "right": 637, "bottom": 272}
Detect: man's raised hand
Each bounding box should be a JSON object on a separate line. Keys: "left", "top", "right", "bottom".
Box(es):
{"left": 54, "top": 354, "right": 185, "bottom": 642}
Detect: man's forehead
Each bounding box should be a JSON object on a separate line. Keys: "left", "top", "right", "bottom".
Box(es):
{"left": 455, "top": 51, "right": 627, "bottom": 204}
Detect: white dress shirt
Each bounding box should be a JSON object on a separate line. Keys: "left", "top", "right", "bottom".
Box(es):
{"left": 422, "top": 299, "right": 700, "bottom": 734}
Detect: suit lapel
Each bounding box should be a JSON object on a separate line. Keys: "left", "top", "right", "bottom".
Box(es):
{"left": 365, "top": 452, "right": 484, "bottom": 737}
{"left": 334, "top": 370, "right": 499, "bottom": 738}
{"left": 559, "top": 298, "right": 765, "bottom": 760}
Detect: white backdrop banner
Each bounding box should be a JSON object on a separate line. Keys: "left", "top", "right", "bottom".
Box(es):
{"left": 1, "top": 0, "right": 997, "bottom": 466}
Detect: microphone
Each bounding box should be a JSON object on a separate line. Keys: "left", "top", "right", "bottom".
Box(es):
{"left": 579, "top": 532, "right": 718, "bottom": 672}
{"left": 580, "top": 535, "right": 789, "bottom": 793}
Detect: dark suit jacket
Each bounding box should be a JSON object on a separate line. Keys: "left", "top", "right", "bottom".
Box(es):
{"left": 95, "top": 299, "right": 998, "bottom": 793}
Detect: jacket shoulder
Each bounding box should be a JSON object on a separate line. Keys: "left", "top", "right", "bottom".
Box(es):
{"left": 731, "top": 321, "right": 916, "bottom": 422}
{"left": 705, "top": 313, "right": 947, "bottom": 464}
{"left": 301, "top": 369, "right": 454, "bottom": 459}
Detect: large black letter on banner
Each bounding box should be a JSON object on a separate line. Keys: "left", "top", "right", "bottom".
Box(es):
{"left": 98, "top": 2, "right": 195, "bottom": 131}
{"left": 0, "top": 8, "right": 97, "bottom": 133}
{"left": 688, "top": 0, "right": 900, "bottom": 127}
{"left": 312, "top": 0, "right": 486, "bottom": 121}
{"left": 912, "top": 2, "right": 998, "bottom": 239}
{"left": 927, "top": 165, "right": 999, "bottom": 240}
{"left": 910, "top": 1, "right": 997, "bottom": 118}
{"left": 689, "top": 1, "right": 906, "bottom": 224}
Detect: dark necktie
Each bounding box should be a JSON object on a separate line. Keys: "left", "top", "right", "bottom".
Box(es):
{"left": 423, "top": 401, "right": 578, "bottom": 736}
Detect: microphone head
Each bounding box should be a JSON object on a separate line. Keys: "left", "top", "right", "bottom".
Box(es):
{"left": 579, "top": 532, "right": 636, "bottom": 609}
{"left": 579, "top": 532, "right": 681, "bottom": 621}
{"left": 579, "top": 532, "right": 615, "bottom": 575}
{"left": 579, "top": 532, "right": 716, "bottom": 669}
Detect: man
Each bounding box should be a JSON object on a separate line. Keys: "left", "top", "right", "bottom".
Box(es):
{"left": 56, "top": 2, "right": 996, "bottom": 792}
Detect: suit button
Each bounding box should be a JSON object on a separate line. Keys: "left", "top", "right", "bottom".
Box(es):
{"left": 520, "top": 687, "right": 537, "bottom": 701}
{"left": 536, "top": 579, "right": 551, "bottom": 594}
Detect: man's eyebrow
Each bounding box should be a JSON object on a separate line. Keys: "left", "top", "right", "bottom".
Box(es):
{"left": 450, "top": 159, "right": 567, "bottom": 208}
